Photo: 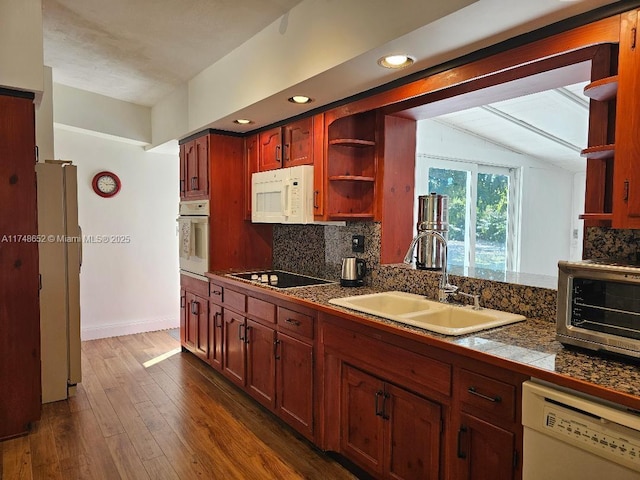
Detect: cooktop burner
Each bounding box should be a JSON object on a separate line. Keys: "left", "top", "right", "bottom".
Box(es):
{"left": 228, "top": 270, "right": 334, "bottom": 289}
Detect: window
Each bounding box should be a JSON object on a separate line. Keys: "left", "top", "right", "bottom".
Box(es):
{"left": 417, "top": 157, "right": 519, "bottom": 273}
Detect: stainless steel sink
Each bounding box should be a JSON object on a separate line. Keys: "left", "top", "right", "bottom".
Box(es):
{"left": 328, "top": 291, "right": 525, "bottom": 336}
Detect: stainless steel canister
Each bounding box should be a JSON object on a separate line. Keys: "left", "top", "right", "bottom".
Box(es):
{"left": 416, "top": 193, "right": 448, "bottom": 270}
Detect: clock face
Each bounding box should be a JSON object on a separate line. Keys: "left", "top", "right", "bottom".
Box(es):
{"left": 92, "top": 171, "right": 121, "bottom": 197}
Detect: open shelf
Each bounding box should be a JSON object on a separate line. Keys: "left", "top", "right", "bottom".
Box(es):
{"left": 580, "top": 144, "right": 615, "bottom": 160}
{"left": 328, "top": 175, "right": 375, "bottom": 182}
{"left": 329, "top": 139, "right": 376, "bottom": 148}
{"left": 583, "top": 75, "right": 618, "bottom": 101}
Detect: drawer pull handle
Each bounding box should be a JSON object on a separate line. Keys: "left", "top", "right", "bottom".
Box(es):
{"left": 285, "top": 318, "right": 301, "bottom": 326}
{"left": 468, "top": 386, "right": 502, "bottom": 403}
{"left": 211, "top": 290, "right": 222, "bottom": 296}
{"left": 213, "top": 311, "right": 222, "bottom": 328}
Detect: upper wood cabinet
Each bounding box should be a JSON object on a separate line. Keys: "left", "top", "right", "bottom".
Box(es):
{"left": 180, "top": 134, "right": 209, "bottom": 200}
{"left": 612, "top": 9, "right": 640, "bottom": 228}
{"left": 582, "top": 9, "right": 640, "bottom": 229}
{"left": 258, "top": 117, "right": 316, "bottom": 172}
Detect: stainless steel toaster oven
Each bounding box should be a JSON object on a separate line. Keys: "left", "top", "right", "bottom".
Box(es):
{"left": 557, "top": 259, "right": 640, "bottom": 359}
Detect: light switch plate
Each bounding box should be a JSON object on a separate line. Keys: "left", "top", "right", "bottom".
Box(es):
{"left": 352, "top": 235, "right": 365, "bottom": 253}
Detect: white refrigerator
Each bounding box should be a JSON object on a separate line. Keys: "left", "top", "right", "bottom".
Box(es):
{"left": 36, "top": 161, "right": 82, "bottom": 403}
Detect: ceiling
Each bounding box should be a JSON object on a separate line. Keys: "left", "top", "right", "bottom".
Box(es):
{"left": 43, "top": 0, "right": 305, "bottom": 106}
{"left": 41, "top": 0, "right": 618, "bottom": 159}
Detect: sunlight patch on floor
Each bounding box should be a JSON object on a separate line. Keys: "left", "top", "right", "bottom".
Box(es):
{"left": 143, "top": 347, "right": 181, "bottom": 368}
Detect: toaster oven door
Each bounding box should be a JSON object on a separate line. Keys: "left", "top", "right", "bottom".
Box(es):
{"left": 557, "top": 265, "right": 640, "bottom": 357}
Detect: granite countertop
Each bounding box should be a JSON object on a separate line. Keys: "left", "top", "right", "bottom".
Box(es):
{"left": 213, "top": 273, "right": 640, "bottom": 408}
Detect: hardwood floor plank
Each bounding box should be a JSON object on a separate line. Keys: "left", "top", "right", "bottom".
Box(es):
{"left": 141, "top": 455, "right": 180, "bottom": 480}
{"left": 2, "top": 436, "right": 33, "bottom": 480}
{"left": 28, "top": 407, "right": 63, "bottom": 480}
{"left": 81, "top": 354, "right": 125, "bottom": 438}
{"left": 105, "top": 433, "right": 150, "bottom": 480}
{"left": 104, "top": 387, "right": 163, "bottom": 461}
{"left": 2, "top": 330, "right": 356, "bottom": 480}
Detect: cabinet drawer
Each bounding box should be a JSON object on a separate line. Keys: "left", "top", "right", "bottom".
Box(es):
{"left": 224, "top": 289, "right": 246, "bottom": 313}
{"left": 209, "top": 281, "right": 223, "bottom": 304}
{"left": 277, "top": 307, "right": 313, "bottom": 339}
{"left": 457, "top": 369, "right": 516, "bottom": 422}
{"left": 247, "top": 297, "right": 276, "bottom": 324}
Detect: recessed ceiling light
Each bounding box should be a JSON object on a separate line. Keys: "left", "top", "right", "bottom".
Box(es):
{"left": 288, "top": 95, "right": 313, "bottom": 104}
{"left": 378, "top": 54, "right": 415, "bottom": 69}
{"left": 234, "top": 119, "right": 252, "bottom": 125}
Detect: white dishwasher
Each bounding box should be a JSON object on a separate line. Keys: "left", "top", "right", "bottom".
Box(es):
{"left": 522, "top": 380, "right": 640, "bottom": 480}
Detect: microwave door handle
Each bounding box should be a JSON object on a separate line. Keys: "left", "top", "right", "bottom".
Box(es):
{"left": 282, "top": 180, "right": 291, "bottom": 218}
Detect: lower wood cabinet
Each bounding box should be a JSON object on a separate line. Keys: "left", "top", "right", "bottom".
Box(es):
{"left": 222, "top": 308, "right": 247, "bottom": 387}
{"left": 454, "top": 413, "right": 516, "bottom": 480}
{"left": 208, "top": 302, "right": 223, "bottom": 370}
{"left": 340, "top": 364, "right": 442, "bottom": 480}
{"left": 180, "top": 275, "right": 209, "bottom": 362}
{"left": 246, "top": 319, "right": 277, "bottom": 406}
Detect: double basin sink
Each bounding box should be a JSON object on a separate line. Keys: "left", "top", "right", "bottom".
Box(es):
{"left": 328, "top": 291, "right": 525, "bottom": 336}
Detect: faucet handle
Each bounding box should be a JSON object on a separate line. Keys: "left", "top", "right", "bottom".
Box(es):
{"left": 456, "top": 291, "right": 482, "bottom": 310}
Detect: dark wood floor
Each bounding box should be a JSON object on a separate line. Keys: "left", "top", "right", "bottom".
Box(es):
{"left": 0, "top": 330, "right": 357, "bottom": 479}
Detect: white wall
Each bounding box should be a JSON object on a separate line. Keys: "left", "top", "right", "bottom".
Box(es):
{"left": 54, "top": 84, "right": 151, "bottom": 145}
{"left": 53, "top": 127, "right": 179, "bottom": 340}
{"left": 0, "top": 0, "right": 43, "bottom": 94}
{"left": 417, "top": 119, "right": 580, "bottom": 277}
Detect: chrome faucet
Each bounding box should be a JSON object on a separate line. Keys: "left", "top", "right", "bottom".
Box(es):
{"left": 404, "top": 230, "right": 458, "bottom": 302}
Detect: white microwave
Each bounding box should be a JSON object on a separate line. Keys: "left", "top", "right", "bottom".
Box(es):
{"left": 252, "top": 165, "right": 315, "bottom": 224}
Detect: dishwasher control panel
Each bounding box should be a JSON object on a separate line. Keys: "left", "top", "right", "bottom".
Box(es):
{"left": 543, "top": 403, "right": 640, "bottom": 471}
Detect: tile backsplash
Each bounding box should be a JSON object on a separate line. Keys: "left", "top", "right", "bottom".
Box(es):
{"left": 273, "top": 223, "right": 640, "bottom": 322}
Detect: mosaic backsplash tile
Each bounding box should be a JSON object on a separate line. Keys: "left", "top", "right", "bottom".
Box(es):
{"left": 273, "top": 223, "right": 640, "bottom": 323}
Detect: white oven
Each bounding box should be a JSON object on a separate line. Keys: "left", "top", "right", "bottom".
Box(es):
{"left": 177, "top": 200, "right": 209, "bottom": 278}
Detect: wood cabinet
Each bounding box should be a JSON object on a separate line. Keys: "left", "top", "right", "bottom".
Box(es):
{"left": 246, "top": 318, "right": 276, "bottom": 406}
{"left": 340, "top": 365, "right": 442, "bottom": 479}
{"left": 179, "top": 134, "right": 209, "bottom": 200}
{"left": 322, "top": 110, "right": 378, "bottom": 220}
{"left": 179, "top": 274, "right": 209, "bottom": 362}
{"left": 581, "top": 10, "right": 640, "bottom": 229}
{"left": 208, "top": 302, "right": 223, "bottom": 370}
{"left": 0, "top": 91, "right": 41, "bottom": 440}
{"left": 452, "top": 367, "right": 525, "bottom": 480}
{"left": 612, "top": 9, "right": 640, "bottom": 228}
{"left": 222, "top": 308, "right": 247, "bottom": 387}
{"left": 258, "top": 117, "right": 316, "bottom": 172}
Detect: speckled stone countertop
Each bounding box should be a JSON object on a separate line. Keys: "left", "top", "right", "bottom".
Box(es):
{"left": 214, "top": 274, "right": 640, "bottom": 408}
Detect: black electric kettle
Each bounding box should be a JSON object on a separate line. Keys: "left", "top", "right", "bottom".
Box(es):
{"left": 340, "top": 257, "right": 366, "bottom": 287}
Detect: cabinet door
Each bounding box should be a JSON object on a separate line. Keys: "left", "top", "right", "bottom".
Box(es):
{"left": 209, "top": 302, "right": 223, "bottom": 371}
{"left": 193, "top": 294, "right": 209, "bottom": 361}
{"left": 184, "top": 292, "right": 198, "bottom": 352}
{"left": 184, "top": 135, "right": 209, "bottom": 199}
{"left": 179, "top": 288, "right": 187, "bottom": 346}
{"left": 613, "top": 9, "right": 640, "bottom": 227}
{"left": 283, "top": 117, "right": 313, "bottom": 168}
{"left": 246, "top": 319, "right": 276, "bottom": 408}
{"left": 223, "top": 310, "right": 246, "bottom": 386}
{"left": 386, "top": 383, "right": 441, "bottom": 480}
{"left": 276, "top": 333, "right": 313, "bottom": 439}
{"left": 455, "top": 413, "right": 516, "bottom": 480}
{"left": 340, "top": 365, "right": 385, "bottom": 476}
{"left": 259, "top": 127, "right": 282, "bottom": 171}
{"left": 179, "top": 144, "right": 187, "bottom": 199}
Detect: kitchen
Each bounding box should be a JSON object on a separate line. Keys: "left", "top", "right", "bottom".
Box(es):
{"left": 2, "top": 0, "right": 640, "bottom": 479}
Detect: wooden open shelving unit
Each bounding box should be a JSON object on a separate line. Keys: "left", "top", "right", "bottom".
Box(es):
{"left": 324, "top": 111, "right": 378, "bottom": 220}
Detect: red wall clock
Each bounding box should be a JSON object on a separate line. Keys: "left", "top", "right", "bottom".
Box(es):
{"left": 92, "top": 171, "right": 121, "bottom": 198}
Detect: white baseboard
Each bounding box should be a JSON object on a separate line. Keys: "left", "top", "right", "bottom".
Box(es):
{"left": 81, "top": 317, "right": 179, "bottom": 341}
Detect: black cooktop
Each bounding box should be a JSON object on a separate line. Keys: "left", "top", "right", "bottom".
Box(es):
{"left": 229, "top": 270, "right": 334, "bottom": 289}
